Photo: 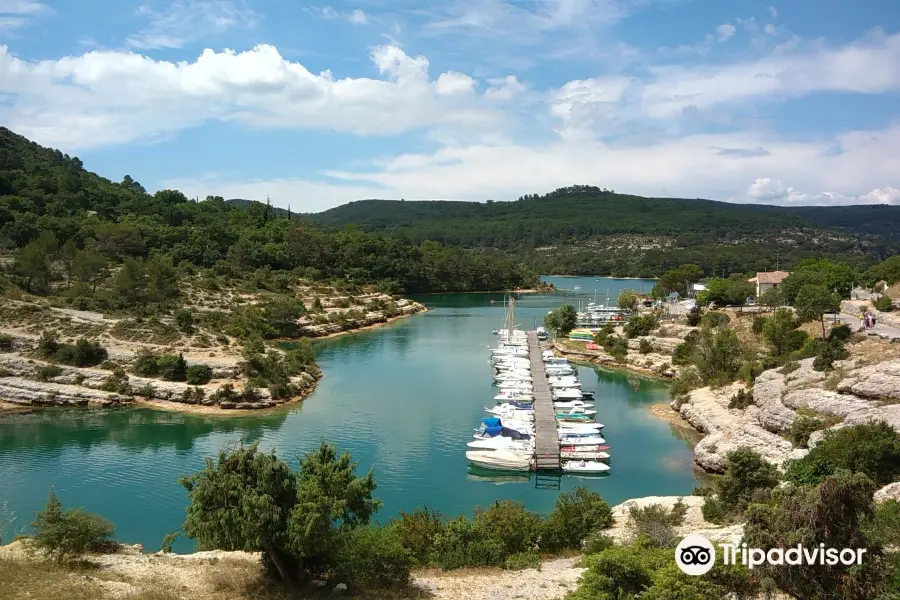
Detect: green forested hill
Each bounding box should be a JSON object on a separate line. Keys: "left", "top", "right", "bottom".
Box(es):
{"left": 0, "top": 127, "right": 538, "bottom": 294}
{"left": 309, "top": 186, "right": 900, "bottom": 276}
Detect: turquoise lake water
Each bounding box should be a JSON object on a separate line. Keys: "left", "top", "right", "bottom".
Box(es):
{"left": 0, "top": 280, "right": 699, "bottom": 552}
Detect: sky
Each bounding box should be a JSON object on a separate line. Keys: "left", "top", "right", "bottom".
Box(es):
{"left": 1, "top": 0, "right": 899, "bottom": 212}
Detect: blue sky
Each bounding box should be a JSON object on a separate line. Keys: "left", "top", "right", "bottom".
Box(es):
{"left": 1, "top": 0, "right": 899, "bottom": 211}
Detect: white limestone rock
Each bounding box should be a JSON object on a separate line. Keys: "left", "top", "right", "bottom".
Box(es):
{"left": 0, "top": 377, "right": 129, "bottom": 406}
{"left": 837, "top": 360, "right": 900, "bottom": 401}
{"left": 874, "top": 482, "right": 900, "bottom": 503}
{"left": 693, "top": 425, "right": 801, "bottom": 472}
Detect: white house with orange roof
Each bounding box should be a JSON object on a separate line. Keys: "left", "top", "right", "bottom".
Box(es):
{"left": 748, "top": 271, "right": 791, "bottom": 297}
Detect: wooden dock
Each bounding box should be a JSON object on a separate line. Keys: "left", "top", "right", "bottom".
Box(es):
{"left": 528, "top": 331, "right": 560, "bottom": 471}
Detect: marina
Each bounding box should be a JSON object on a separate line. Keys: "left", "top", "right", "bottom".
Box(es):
{"left": 469, "top": 296, "right": 611, "bottom": 476}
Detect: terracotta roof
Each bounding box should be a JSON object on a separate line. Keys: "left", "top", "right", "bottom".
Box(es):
{"left": 755, "top": 271, "right": 791, "bottom": 284}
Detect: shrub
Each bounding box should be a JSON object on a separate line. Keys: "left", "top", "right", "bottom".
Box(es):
{"left": 865, "top": 500, "right": 900, "bottom": 549}
{"left": 813, "top": 338, "right": 849, "bottom": 372}
{"left": 625, "top": 500, "right": 687, "bottom": 547}
{"left": 431, "top": 516, "right": 504, "bottom": 570}
{"left": 727, "top": 388, "right": 753, "bottom": 410}
{"left": 638, "top": 339, "right": 653, "bottom": 354}
{"left": 37, "top": 331, "right": 59, "bottom": 358}
{"left": 54, "top": 338, "right": 108, "bottom": 367}
{"left": 0, "top": 333, "right": 13, "bottom": 351}
{"left": 180, "top": 387, "right": 206, "bottom": 404}
{"left": 624, "top": 315, "right": 659, "bottom": 339}
{"left": 744, "top": 471, "right": 886, "bottom": 600}
{"left": 542, "top": 487, "right": 613, "bottom": 552}
{"left": 505, "top": 551, "right": 541, "bottom": 571}
{"left": 388, "top": 506, "right": 444, "bottom": 566}
{"left": 472, "top": 500, "right": 543, "bottom": 556}
{"left": 186, "top": 364, "right": 213, "bottom": 385}
{"left": 686, "top": 305, "right": 702, "bottom": 326}
{"left": 714, "top": 448, "right": 779, "bottom": 516}
{"left": 779, "top": 360, "right": 800, "bottom": 375}
{"left": 670, "top": 368, "right": 701, "bottom": 398}
{"left": 700, "top": 496, "right": 727, "bottom": 523}
{"left": 132, "top": 350, "right": 161, "bottom": 377}
{"left": 35, "top": 364, "right": 63, "bottom": 382}
{"left": 567, "top": 543, "right": 669, "bottom": 600}
{"left": 701, "top": 311, "right": 730, "bottom": 328}
{"left": 134, "top": 382, "right": 155, "bottom": 397}
{"left": 329, "top": 526, "right": 413, "bottom": 590}
{"left": 751, "top": 316, "right": 768, "bottom": 334}
{"left": 209, "top": 383, "right": 238, "bottom": 404}
{"left": 784, "top": 422, "right": 900, "bottom": 486}
{"left": 30, "top": 489, "right": 115, "bottom": 562}
{"left": 874, "top": 294, "right": 894, "bottom": 312}
{"left": 99, "top": 371, "right": 131, "bottom": 395}
{"left": 174, "top": 308, "right": 195, "bottom": 333}
{"left": 789, "top": 415, "right": 824, "bottom": 448}
{"left": 602, "top": 335, "right": 629, "bottom": 362}
{"left": 156, "top": 353, "right": 188, "bottom": 381}
{"left": 581, "top": 532, "right": 615, "bottom": 554}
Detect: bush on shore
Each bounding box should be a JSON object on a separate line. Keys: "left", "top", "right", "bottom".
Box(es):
{"left": 30, "top": 489, "right": 115, "bottom": 562}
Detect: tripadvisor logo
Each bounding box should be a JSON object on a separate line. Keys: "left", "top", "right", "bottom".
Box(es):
{"left": 675, "top": 534, "right": 868, "bottom": 575}
{"left": 675, "top": 534, "right": 716, "bottom": 575}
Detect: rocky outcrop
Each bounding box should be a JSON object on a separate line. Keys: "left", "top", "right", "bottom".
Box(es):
{"left": 0, "top": 377, "right": 129, "bottom": 407}
{"left": 837, "top": 360, "right": 900, "bottom": 401}
{"left": 299, "top": 302, "right": 425, "bottom": 337}
{"left": 0, "top": 353, "right": 321, "bottom": 412}
{"left": 604, "top": 496, "right": 743, "bottom": 545}
{"left": 875, "top": 482, "right": 900, "bottom": 503}
{"left": 674, "top": 382, "right": 807, "bottom": 472}
{"left": 674, "top": 355, "right": 900, "bottom": 474}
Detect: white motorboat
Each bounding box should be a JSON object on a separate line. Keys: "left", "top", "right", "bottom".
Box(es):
{"left": 553, "top": 401, "right": 595, "bottom": 409}
{"left": 559, "top": 444, "right": 608, "bottom": 453}
{"left": 495, "top": 392, "right": 534, "bottom": 402}
{"left": 558, "top": 422, "right": 603, "bottom": 431}
{"left": 466, "top": 450, "right": 533, "bottom": 472}
{"left": 553, "top": 389, "right": 584, "bottom": 400}
{"left": 562, "top": 460, "right": 610, "bottom": 474}
{"left": 467, "top": 437, "right": 534, "bottom": 451}
{"left": 550, "top": 379, "right": 581, "bottom": 389}
{"left": 560, "top": 450, "right": 610, "bottom": 460}
{"left": 559, "top": 435, "right": 606, "bottom": 446}
{"left": 486, "top": 406, "right": 534, "bottom": 417}
{"left": 557, "top": 407, "right": 597, "bottom": 416}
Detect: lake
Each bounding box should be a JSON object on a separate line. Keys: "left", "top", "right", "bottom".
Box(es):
{"left": 0, "top": 280, "right": 699, "bottom": 552}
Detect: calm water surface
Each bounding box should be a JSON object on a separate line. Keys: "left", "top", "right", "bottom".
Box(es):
{"left": 0, "top": 281, "right": 698, "bottom": 552}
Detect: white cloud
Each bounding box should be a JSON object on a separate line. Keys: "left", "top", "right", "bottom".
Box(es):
{"left": 767, "top": 5, "right": 778, "bottom": 18}
{"left": 434, "top": 71, "right": 477, "bottom": 95}
{"left": 150, "top": 125, "right": 900, "bottom": 209}
{"left": 292, "top": 126, "right": 895, "bottom": 205}
{"left": 485, "top": 75, "right": 527, "bottom": 101}
{"left": 642, "top": 31, "right": 900, "bottom": 118}
{"left": 125, "top": 0, "right": 257, "bottom": 50}
{"left": 0, "top": 43, "right": 499, "bottom": 148}
{"left": 550, "top": 76, "right": 633, "bottom": 136}
{"left": 0, "top": 0, "right": 49, "bottom": 33}
{"left": 0, "top": 0, "right": 46, "bottom": 14}
{"left": 309, "top": 6, "right": 369, "bottom": 24}
{"left": 715, "top": 23, "right": 735, "bottom": 42}
{"left": 747, "top": 178, "right": 900, "bottom": 205}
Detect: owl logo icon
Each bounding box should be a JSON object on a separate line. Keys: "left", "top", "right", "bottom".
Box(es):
{"left": 675, "top": 534, "right": 716, "bottom": 575}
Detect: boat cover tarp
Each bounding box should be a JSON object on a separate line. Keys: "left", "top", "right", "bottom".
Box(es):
{"left": 482, "top": 417, "right": 501, "bottom": 427}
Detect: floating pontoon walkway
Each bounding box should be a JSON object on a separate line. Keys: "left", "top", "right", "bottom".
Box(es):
{"left": 528, "top": 331, "right": 560, "bottom": 471}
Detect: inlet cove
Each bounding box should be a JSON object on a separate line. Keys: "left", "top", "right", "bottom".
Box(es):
{"left": 0, "top": 280, "right": 701, "bottom": 552}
